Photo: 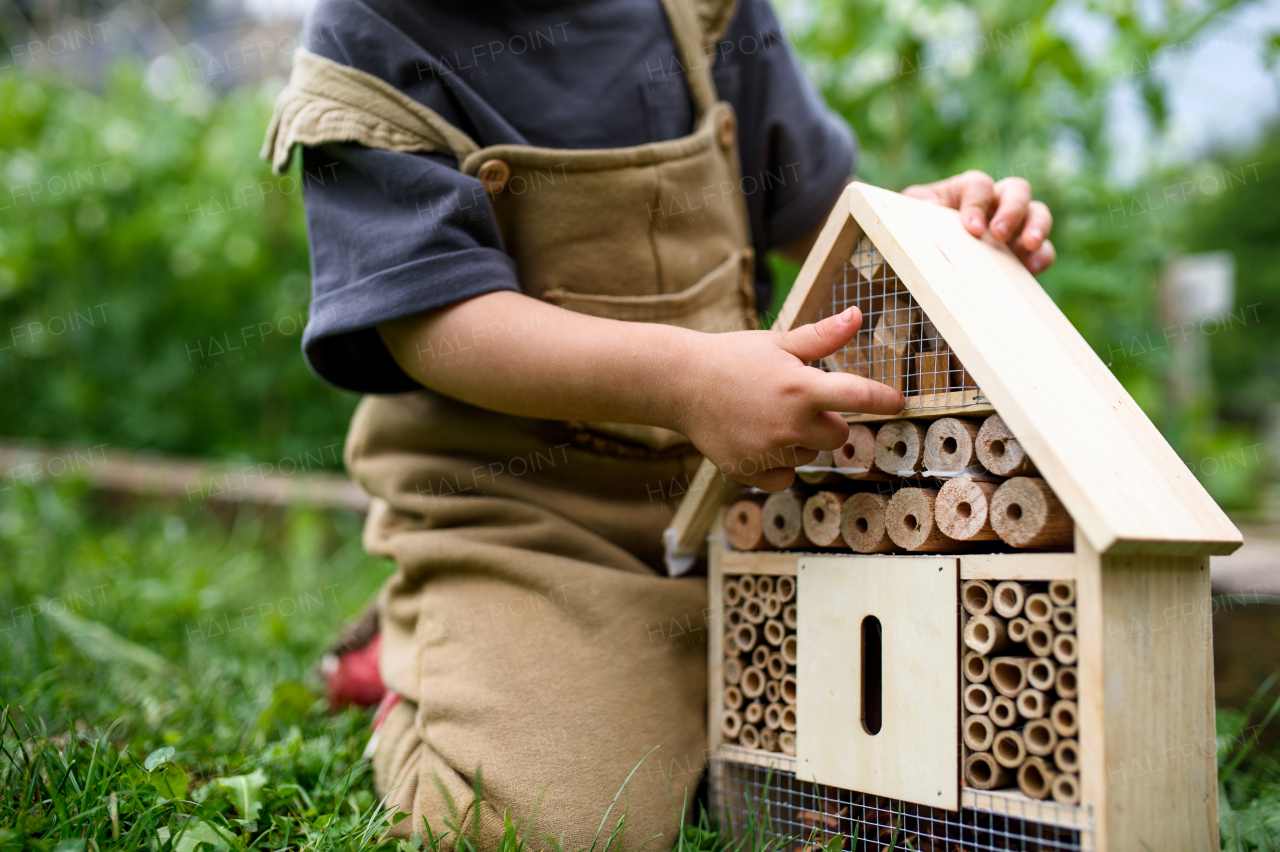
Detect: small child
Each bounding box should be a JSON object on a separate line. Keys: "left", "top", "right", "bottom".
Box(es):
{"left": 263, "top": 0, "right": 1055, "bottom": 845}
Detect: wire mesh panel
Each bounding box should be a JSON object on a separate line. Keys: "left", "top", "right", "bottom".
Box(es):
{"left": 710, "top": 749, "right": 1093, "bottom": 852}
{"left": 823, "top": 237, "right": 983, "bottom": 411}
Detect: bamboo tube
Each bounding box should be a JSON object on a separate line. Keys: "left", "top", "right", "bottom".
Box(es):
{"left": 721, "top": 710, "right": 743, "bottom": 740}
{"left": 1054, "top": 739, "right": 1081, "bottom": 774}
{"left": 993, "top": 729, "right": 1028, "bottom": 769}
{"left": 1007, "top": 617, "right": 1030, "bottom": 644}
{"left": 797, "top": 450, "right": 838, "bottom": 485}
{"left": 991, "top": 478, "right": 1074, "bottom": 549}
{"left": 874, "top": 420, "right": 927, "bottom": 474}
{"left": 765, "top": 703, "right": 784, "bottom": 731}
{"left": 725, "top": 501, "right": 769, "bottom": 551}
{"left": 964, "top": 752, "right": 1012, "bottom": 790}
{"left": 1016, "top": 688, "right": 1048, "bottom": 720}
{"left": 763, "top": 595, "right": 782, "bottom": 618}
{"left": 1024, "top": 593, "right": 1053, "bottom": 624}
{"left": 961, "top": 580, "right": 994, "bottom": 616}
{"left": 1051, "top": 772, "right": 1080, "bottom": 806}
{"left": 1049, "top": 580, "right": 1076, "bottom": 607}
{"left": 1053, "top": 633, "right": 1078, "bottom": 665}
{"left": 963, "top": 614, "right": 1009, "bottom": 655}
{"left": 724, "top": 634, "right": 740, "bottom": 656}
{"left": 756, "top": 576, "right": 774, "bottom": 597}
{"left": 1055, "top": 666, "right": 1078, "bottom": 699}
{"left": 990, "top": 657, "right": 1029, "bottom": 697}
{"left": 781, "top": 705, "right": 797, "bottom": 733}
{"left": 1052, "top": 606, "right": 1077, "bottom": 633}
{"left": 760, "top": 728, "right": 779, "bottom": 753}
{"left": 1051, "top": 700, "right": 1079, "bottom": 738}
{"left": 963, "top": 683, "right": 994, "bottom": 715}
{"left": 723, "top": 684, "right": 743, "bottom": 710}
{"left": 1026, "top": 623, "right": 1055, "bottom": 658}
{"left": 781, "top": 673, "right": 797, "bottom": 705}
{"left": 762, "top": 492, "right": 811, "bottom": 549}
{"left": 744, "top": 701, "right": 765, "bottom": 725}
{"left": 751, "top": 646, "right": 769, "bottom": 669}
{"left": 767, "top": 652, "right": 787, "bottom": 679}
{"left": 741, "top": 666, "right": 766, "bottom": 699}
{"left": 779, "top": 731, "right": 796, "bottom": 756}
{"left": 886, "top": 488, "right": 967, "bottom": 552}
{"left": 1024, "top": 719, "right": 1059, "bottom": 757}
{"left": 1017, "top": 756, "right": 1057, "bottom": 800}
{"left": 990, "top": 696, "right": 1017, "bottom": 728}
{"left": 993, "top": 581, "right": 1027, "bottom": 618}
{"left": 781, "top": 634, "right": 797, "bottom": 666}
{"left": 840, "top": 492, "right": 897, "bottom": 553}
{"left": 724, "top": 578, "right": 744, "bottom": 607}
{"left": 963, "top": 714, "right": 997, "bottom": 752}
{"left": 976, "top": 414, "right": 1038, "bottom": 476}
{"left": 734, "top": 623, "right": 757, "bottom": 652}
{"left": 935, "top": 479, "right": 1001, "bottom": 541}
{"left": 963, "top": 651, "right": 990, "bottom": 684}
{"left": 923, "top": 417, "right": 982, "bottom": 472}
{"left": 1026, "top": 658, "right": 1056, "bottom": 692}
{"left": 765, "top": 680, "right": 781, "bottom": 704}
{"left": 725, "top": 607, "right": 743, "bottom": 629}
{"left": 739, "top": 724, "right": 760, "bottom": 750}
{"left": 775, "top": 576, "right": 796, "bottom": 603}
{"left": 835, "top": 423, "right": 877, "bottom": 470}
{"left": 763, "top": 619, "right": 786, "bottom": 647}
{"left": 742, "top": 596, "right": 766, "bottom": 625}
{"left": 724, "top": 657, "right": 744, "bottom": 686}
{"left": 783, "top": 604, "right": 798, "bottom": 630}
{"left": 738, "top": 575, "right": 756, "bottom": 597}
{"left": 803, "top": 491, "right": 849, "bottom": 548}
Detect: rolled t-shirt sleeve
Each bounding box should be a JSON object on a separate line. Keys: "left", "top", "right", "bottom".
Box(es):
{"left": 300, "top": 143, "right": 521, "bottom": 393}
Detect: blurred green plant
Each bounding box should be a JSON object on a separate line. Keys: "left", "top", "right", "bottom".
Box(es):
{"left": 0, "top": 60, "right": 356, "bottom": 464}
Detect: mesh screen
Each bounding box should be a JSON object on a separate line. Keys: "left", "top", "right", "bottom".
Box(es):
{"left": 710, "top": 749, "right": 1093, "bottom": 851}
{"left": 822, "top": 237, "right": 984, "bottom": 410}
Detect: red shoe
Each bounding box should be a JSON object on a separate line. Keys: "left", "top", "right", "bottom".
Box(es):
{"left": 320, "top": 607, "right": 387, "bottom": 708}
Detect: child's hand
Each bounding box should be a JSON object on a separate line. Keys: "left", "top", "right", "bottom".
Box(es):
{"left": 673, "top": 307, "right": 904, "bottom": 491}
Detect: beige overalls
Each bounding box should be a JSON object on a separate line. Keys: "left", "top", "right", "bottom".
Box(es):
{"left": 263, "top": 0, "right": 754, "bottom": 846}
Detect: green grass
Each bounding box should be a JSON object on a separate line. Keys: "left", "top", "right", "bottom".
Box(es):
{"left": 2, "top": 480, "right": 1279, "bottom": 851}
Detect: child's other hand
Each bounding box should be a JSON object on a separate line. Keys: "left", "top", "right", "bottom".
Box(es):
{"left": 904, "top": 171, "right": 1056, "bottom": 274}
{"left": 674, "top": 307, "right": 903, "bottom": 492}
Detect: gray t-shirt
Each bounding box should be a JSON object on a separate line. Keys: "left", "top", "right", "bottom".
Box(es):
{"left": 299, "top": 0, "right": 856, "bottom": 392}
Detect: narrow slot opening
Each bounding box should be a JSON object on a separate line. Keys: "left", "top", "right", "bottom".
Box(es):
{"left": 861, "top": 615, "right": 883, "bottom": 736}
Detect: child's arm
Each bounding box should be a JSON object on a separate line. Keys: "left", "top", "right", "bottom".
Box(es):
{"left": 377, "top": 290, "right": 902, "bottom": 491}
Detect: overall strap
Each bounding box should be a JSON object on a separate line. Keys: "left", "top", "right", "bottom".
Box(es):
{"left": 260, "top": 48, "right": 481, "bottom": 175}
{"left": 658, "top": 0, "right": 719, "bottom": 117}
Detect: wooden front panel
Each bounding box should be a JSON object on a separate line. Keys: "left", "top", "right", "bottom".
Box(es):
{"left": 796, "top": 555, "right": 959, "bottom": 809}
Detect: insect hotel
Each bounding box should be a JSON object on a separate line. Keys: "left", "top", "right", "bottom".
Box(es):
{"left": 665, "top": 183, "right": 1242, "bottom": 851}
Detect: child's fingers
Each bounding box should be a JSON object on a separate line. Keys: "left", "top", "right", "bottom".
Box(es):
{"left": 737, "top": 467, "right": 798, "bottom": 492}
{"left": 792, "top": 411, "right": 851, "bottom": 452}
{"left": 778, "top": 307, "right": 863, "bottom": 363}
{"left": 808, "top": 370, "right": 906, "bottom": 416}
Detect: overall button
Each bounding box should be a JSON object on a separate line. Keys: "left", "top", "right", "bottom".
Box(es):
{"left": 717, "top": 111, "right": 736, "bottom": 148}
{"left": 477, "top": 159, "right": 511, "bottom": 193}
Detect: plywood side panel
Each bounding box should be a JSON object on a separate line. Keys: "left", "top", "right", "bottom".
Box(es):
{"left": 846, "top": 183, "right": 1240, "bottom": 556}
{"left": 795, "top": 555, "right": 959, "bottom": 809}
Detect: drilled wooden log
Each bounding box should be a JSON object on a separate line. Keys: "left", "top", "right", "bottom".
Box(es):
{"left": 976, "top": 414, "right": 1038, "bottom": 476}
{"left": 963, "top": 614, "right": 1009, "bottom": 655}
{"left": 961, "top": 579, "right": 994, "bottom": 616}
{"left": 874, "top": 420, "right": 927, "bottom": 474}
{"left": 797, "top": 449, "right": 838, "bottom": 485}
{"left": 1018, "top": 756, "right": 1058, "bottom": 800}
{"left": 991, "top": 477, "right": 1074, "bottom": 549}
{"left": 725, "top": 500, "right": 770, "bottom": 551}
{"left": 992, "top": 581, "right": 1027, "bottom": 618}
{"left": 840, "top": 492, "right": 898, "bottom": 553}
{"left": 762, "top": 491, "right": 811, "bottom": 549}
{"left": 834, "top": 423, "right": 878, "bottom": 471}
{"left": 803, "top": 491, "right": 848, "bottom": 548}
{"left": 964, "top": 752, "right": 1012, "bottom": 790}
{"left": 923, "top": 417, "right": 982, "bottom": 472}
{"left": 936, "top": 478, "right": 1001, "bottom": 542}
{"left": 886, "top": 488, "right": 966, "bottom": 552}
{"left": 993, "top": 730, "right": 1028, "bottom": 769}
{"left": 963, "top": 714, "right": 996, "bottom": 752}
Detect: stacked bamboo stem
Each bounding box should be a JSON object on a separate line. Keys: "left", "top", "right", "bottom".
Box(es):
{"left": 725, "top": 414, "right": 1073, "bottom": 556}
{"left": 961, "top": 579, "right": 1081, "bottom": 804}
{"left": 721, "top": 573, "right": 798, "bottom": 755}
